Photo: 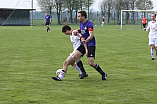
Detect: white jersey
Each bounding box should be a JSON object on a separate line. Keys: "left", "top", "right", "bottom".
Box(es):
{"left": 146, "top": 21, "right": 157, "bottom": 38}
{"left": 70, "top": 30, "right": 82, "bottom": 56}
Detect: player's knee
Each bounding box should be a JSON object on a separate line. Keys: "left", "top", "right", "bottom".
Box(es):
{"left": 151, "top": 46, "right": 155, "bottom": 49}
{"left": 88, "top": 61, "right": 94, "bottom": 67}
{"left": 63, "top": 61, "right": 69, "bottom": 66}
{"left": 73, "top": 55, "right": 79, "bottom": 62}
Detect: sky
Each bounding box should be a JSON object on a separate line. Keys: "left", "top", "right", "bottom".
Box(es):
{"left": 0, "top": 0, "right": 156, "bottom": 11}
{"left": 0, "top": 0, "right": 103, "bottom": 11}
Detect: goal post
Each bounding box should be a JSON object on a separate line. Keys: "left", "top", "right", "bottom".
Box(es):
{"left": 121, "top": 10, "right": 157, "bottom": 30}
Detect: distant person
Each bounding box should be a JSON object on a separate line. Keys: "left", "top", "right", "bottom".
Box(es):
{"left": 143, "top": 13, "right": 157, "bottom": 60}
{"left": 101, "top": 17, "right": 105, "bottom": 26}
{"left": 44, "top": 13, "right": 51, "bottom": 32}
{"left": 142, "top": 16, "right": 147, "bottom": 28}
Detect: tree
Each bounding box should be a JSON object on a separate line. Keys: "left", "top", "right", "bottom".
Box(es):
{"left": 130, "top": 0, "right": 137, "bottom": 24}
{"left": 37, "top": 0, "right": 55, "bottom": 17}
{"left": 65, "top": 0, "right": 75, "bottom": 24}
{"left": 136, "top": 0, "right": 153, "bottom": 16}
{"left": 84, "top": 0, "right": 94, "bottom": 20}
{"left": 100, "top": 0, "right": 113, "bottom": 24}
{"left": 54, "top": 0, "right": 65, "bottom": 24}
{"left": 64, "top": 0, "right": 93, "bottom": 24}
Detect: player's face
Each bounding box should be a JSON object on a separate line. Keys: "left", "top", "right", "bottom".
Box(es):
{"left": 151, "top": 14, "right": 156, "bottom": 21}
{"left": 78, "top": 13, "right": 83, "bottom": 22}
{"left": 63, "top": 30, "right": 71, "bottom": 35}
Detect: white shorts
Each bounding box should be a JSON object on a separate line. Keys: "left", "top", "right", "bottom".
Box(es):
{"left": 149, "top": 38, "right": 157, "bottom": 47}
{"left": 70, "top": 50, "right": 76, "bottom": 57}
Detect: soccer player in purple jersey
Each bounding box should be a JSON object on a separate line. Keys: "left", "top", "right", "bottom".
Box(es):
{"left": 73, "top": 10, "right": 107, "bottom": 80}
{"left": 44, "top": 13, "right": 51, "bottom": 32}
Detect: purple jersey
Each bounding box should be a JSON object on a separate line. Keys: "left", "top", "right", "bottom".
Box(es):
{"left": 45, "top": 15, "right": 51, "bottom": 22}
{"left": 80, "top": 20, "right": 95, "bottom": 46}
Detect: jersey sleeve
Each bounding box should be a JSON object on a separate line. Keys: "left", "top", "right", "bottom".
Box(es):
{"left": 76, "top": 33, "right": 83, "bottom": 40}
{"left": 88, "top": 21, "right": 94, "bottom": 31}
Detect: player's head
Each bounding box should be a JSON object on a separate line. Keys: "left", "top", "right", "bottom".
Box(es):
{"left": 62, "top": 25, "right": 72, "bottom": 35}
{"left": 151, "top": 13, "right": 156, "bottom": 21}
{"left": 46, "top": 13, "right": 48, "bottom": 15}
{"left": 78, "top": 10, "right": 87, "bottom": 22}
{"left": 143, "top": 15, "right": 145, "bottom": 18}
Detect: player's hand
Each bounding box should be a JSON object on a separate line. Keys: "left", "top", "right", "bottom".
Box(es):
{"left": 73, "top": 30, "right": 78, "bottom": 35}
{"left": 82, "top": 40, "right": 86, "bottom": 44}
{"left": 86, "top": 49, "right": 88, "bottom": 56}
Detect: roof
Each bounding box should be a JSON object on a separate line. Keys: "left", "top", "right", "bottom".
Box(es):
{"left": 0, "top": 8, "right": 36, "bottom": 11}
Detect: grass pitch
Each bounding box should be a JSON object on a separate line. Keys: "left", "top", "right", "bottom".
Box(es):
{"left": 0, "top": 25, "right": 157, "bottom": 104}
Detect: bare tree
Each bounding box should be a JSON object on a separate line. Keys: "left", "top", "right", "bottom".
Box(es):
{"left": 136, "top": 0, "right": 153, "bottom": 16}
{"left": 54, "top": 0, "right": 65, "bottom": 24}
{"left": 100, "top": 0, "right": 113, "bottom": 24}
{"left": 37, "top": 0, "right": 55, "bottom": 17}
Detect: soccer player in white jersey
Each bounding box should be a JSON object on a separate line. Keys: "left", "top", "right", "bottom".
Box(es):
{"left": 52, "top": 25, "right": 88, "bottom": 81}
{"left": 144, "top": 13, "right": 157, "bottom": 60}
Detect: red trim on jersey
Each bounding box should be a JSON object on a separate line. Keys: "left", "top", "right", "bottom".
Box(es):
{"left": 70, "top": 30, "right": 73, "bottom": 35}
{"left": 80, "top": 36, "right": 83, "bottom": 40}
{"left": 152, "top": 20, "right": 156, "bottom": 23}
{"left": 76, "top": 33, "right": 83, "bottom": 40}
{"left": 88, "top": 28, "right": 93, "bottom": 31}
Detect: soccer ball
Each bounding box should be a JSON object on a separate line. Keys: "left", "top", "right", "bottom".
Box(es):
{"left": 56, "top": 69, "right": 62, "bottom": 76}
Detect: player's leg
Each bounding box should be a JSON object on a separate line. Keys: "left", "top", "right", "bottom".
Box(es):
{"left": 102, "top": 22, "right": 104, "bottom": 26}
{"left": 47, "top": 25, "right": 49, "bottom": 32}
{"left": 151, "top": 45, "right": 155, "bottom": 60}
{"left": 48, "top": 23, "right": 50, "bottom": 32}
{"left": 73, "top": 46, "right": 87, "bottom": 79}
{"left": 143, "top": 24, "right": 145, "bottom": 28}
{"left": 52, "top": 56, "right": 76, "bottom": 81}
{"left": 60, "top": 56, "right": 76, "bottom": 80}
{"left": 63, "top": 55, "right": 82, "bottom": 74}
{"left": 149, "top": 38, "right": 155, "bottom": 60}
{"left": 154, "top": 38, "right": 157, "bottom": 56}
{"left": 46, "top": 22, "right": 50, "bottom": 32}
{"left": 87, "top": 46, "right": 107, "bottom": 80}
{"left": 52, "top": 51, "right": 85, "bottom": 81}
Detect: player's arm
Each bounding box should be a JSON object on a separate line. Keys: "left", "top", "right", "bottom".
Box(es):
{"left": 50, "top": 17, "right": 51, "bottom": 24}
{"left": 84, "top": 28, "right": 94, "bottom": 44}
{"left": 144, "top": 22, "right": 150, "bottom": 31}
{"left": 76, "top": 33, "right": 88, "bottom": 56}
{"left": 81, "top": 37, "right": 88, "bottom": 56}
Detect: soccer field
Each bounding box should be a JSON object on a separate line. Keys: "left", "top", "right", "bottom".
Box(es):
{"left": 0, "top": 25, "right": 157, "bottom": 104}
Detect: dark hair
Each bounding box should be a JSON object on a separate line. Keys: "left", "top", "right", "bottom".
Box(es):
{"left": 78, "top": 10, "right": 87, "bottom": 18}
{"left": 62, "top": 25, "right": 71, "bottom": 32}
{"left": 152, "top": 13, "right": 156, "bottom": 17}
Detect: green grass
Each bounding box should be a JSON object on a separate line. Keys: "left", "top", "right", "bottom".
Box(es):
{"left": 0, "top": 25, "right": 157, "bottom": 104}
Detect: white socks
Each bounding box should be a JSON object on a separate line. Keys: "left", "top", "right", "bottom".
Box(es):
{"left": 73, "top": 63, "right": 82, "bottom": 74}
{"left": 151, "top": 49, "right": 155, "bottom": 58}
{"left": 58, "top": 70, "right": 65, "bottom": 80}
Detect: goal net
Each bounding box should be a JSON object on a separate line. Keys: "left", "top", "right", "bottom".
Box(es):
{"left": 121, "top": 10, "right": 157, "bottom": 30}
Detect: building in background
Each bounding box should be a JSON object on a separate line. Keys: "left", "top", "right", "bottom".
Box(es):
{"left": 0, "top": 8, "right": 35, "bottom": 26}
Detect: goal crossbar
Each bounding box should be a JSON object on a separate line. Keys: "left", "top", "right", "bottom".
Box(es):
{"left": 121, "top": 10, "right": 157, "bottom": 30}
